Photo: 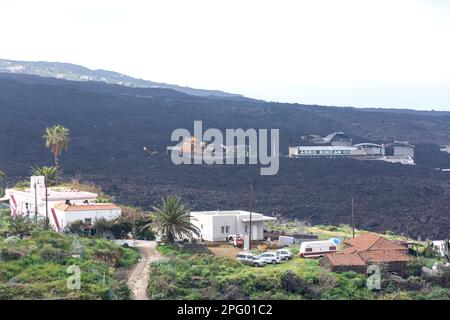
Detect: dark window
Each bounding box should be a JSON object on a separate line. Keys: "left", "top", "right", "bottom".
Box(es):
{"left": 305, "top": 248, "right": 313, "bottom": 252}
{"left": 329, "top": 246, "right": 337, "bottom": 251}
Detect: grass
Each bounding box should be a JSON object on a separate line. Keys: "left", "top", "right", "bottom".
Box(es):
{"left": 149, "top": 243, "right": 375, "bottom": 300}
{"left": 0, "top": 230, "right": 139, "bottom": 300}
{"left": 149, "top": 226, "right": 449, "bottom": 300}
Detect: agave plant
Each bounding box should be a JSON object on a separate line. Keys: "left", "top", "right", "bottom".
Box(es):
{"left": 30, "top": 166, "right": 63, "bottom": 186}
{"left": 9, "top": 215, "right": 34, "bottom": 238}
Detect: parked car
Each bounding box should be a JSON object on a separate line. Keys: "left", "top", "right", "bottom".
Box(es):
{"left": 299, "top": 240, "right": 337, "bottom": 258}
{"left": 275, "top": 249, "right": 293, "bottom": 260}
{"left": 257, "top": 252, "right": 281, "bottom": 264}
{"left": 236, "top": 252, "right": 266, "bottom": 267}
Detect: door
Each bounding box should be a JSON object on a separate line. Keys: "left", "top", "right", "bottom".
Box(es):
{"left": 252, "top": 224, "right": 258, "bottom": 240}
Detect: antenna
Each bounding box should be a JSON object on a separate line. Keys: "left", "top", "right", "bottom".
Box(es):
{"left": 351, "top": 198, "right": 355, "bottom": 238}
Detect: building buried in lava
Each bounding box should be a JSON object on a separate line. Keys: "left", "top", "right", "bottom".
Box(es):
{"left": 288, "top": 132, "right": 415, "bottom": 165}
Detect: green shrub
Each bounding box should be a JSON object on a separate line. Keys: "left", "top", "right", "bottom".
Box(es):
{"left": 116, "top": 248, "right": 139, "bottom": 267}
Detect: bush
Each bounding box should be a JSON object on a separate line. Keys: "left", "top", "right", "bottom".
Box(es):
{"left": 422, "top": 243, "right": 440, "bottom": 258}
{"left": 65, "top": 220, "right": 85, "bottom": 236}
{"left": 0, "top": 229, "right": 139, "bottom": 300}
{"left": 0, "top": 248, "right": 26, "bottom": 261}
{"left": 280, "top": 270, "right": 319, "bottom": 299}
{"left": 116, "top": 248, "right": 139, "bottom": 268}
{"left": 38, "top": 244, "right": 65, "bottom": 261}
{"left": 220, "top": 284, "right": 246, "bottom": 300}
{"left": 406, "top": 258, "right": 426, "bottom": 277}
{"left": 429, "top": 267, "right": 450, "bottom": 288}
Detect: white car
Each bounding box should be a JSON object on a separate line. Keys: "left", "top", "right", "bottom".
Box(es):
{"left": 236, "top": 253, "right": 266, "bottom": 267}
{"left": 257, "top": 252, "right": 281, "bottom": 264}
{"left": 275, "top": 249, "right": 293, "bottom": 260}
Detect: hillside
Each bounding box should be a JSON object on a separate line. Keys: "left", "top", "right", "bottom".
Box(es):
{"left": 0, "top": 223, "right": 139, "bottom": 300}
{"left": 149, "top": 228, "right": 449, "bottom": 300}
{"left": 0, "top": 59, "right": 242, "bottom": 98}
{"left": 1, "top": 73, "right": 450, "bottom": 239}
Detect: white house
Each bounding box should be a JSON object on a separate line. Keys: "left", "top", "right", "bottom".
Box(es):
{"left": 190, "top": 210, "right": 277, "bottom": 242}
{"left": 52, "top": 203, "right": 121, "bottom": 232}
{"left": 5, "top": 176, "right": 121, "bottom": 232}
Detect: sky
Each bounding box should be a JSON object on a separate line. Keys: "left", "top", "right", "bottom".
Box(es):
{"left": 1, "top": 0, "right": 450, "bottom": 110}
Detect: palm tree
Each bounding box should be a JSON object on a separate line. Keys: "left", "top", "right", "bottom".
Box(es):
{"left": 30, "top": 166, "right": 62, "bottom": 186}
{"left": 145, "top": 196, "right": 200, "bottom": 244}
{"left": 43, "top": 125, "right": 70, "bottom": 168}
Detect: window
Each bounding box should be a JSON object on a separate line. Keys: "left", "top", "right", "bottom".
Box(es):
{"left": 305, "top": 248, "right": 313, "bottom": 252}
{"left": 221, "top": 226, "right": 230, "bottom": 234}
{"left": 244, "top": 226, "right": 248, "bottom": 233}
{"left": 329, "top": 246, "right": 336, "bottom": 251}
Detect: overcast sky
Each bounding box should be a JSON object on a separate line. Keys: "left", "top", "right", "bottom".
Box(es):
{"left": 1, "top": 0, "right": 450, "bottom": 110}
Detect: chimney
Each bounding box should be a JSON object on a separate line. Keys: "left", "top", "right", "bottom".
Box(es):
{"left": 30, "top": 176, "right": 46, "bottom": 197}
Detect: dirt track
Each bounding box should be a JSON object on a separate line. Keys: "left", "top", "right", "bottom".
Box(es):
{"left": 127, "top": 241, "right": 161, "bottom": 300}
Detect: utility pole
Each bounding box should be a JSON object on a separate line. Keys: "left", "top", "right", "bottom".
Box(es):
{"left": 34, "top": 182, "right": 38, "bottom": 225}
{"left": 249, "top": 184, "right": 254, "bottom": 250}
{"left": 351, "top": 198, "right": 355, "bottom": 238}
{"left": 45, "top": 179, "right": 49, "bottom": 230}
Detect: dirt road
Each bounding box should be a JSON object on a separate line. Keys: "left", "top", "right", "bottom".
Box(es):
{"left": 127, "top": 240, "right": 162, "bottom": 300}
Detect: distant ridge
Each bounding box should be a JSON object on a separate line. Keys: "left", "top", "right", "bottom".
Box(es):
{"left": 0, "top": 58, "right": 242, "bottom": 98}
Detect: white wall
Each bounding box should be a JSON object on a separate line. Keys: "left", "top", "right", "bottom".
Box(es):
{"left": 190, "top": 212, "right": 266, "bottom": 241}
{"left": 394, "top": 146, "right": 414, "bottom": 158}
{"left": 54, "top": 208, "right": 121, "bottom": 231}
{"left": 190, "top": 213, "right": 214, "bottom": 241}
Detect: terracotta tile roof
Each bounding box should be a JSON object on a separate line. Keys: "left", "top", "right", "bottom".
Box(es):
{"left": 359, "top": 250, "right": 412, "bottom": 263}
{"left": 54, "top": 203, "right": 120, "bottom": 212}
{"left": 324, "top": 252, "right": 366, "bottom": 266}
{"left": 325, "top": 233, "right": 411, "bottom": 266}
{"left": 344, "top": 233, "right": 406, "bottom": 252}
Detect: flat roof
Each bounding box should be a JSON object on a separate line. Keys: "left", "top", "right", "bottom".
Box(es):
{"left": 241, "top": 217, "right": 277, "bottom": 222}
{"left": 295, "top": 146, "right": 359, "bottom": 150}
{"left": 6, "top": 187, "right": 97, "bottom": 201}
{"left": 191, "top": 210, "right": 265, "bottom": 217}
{"left": 54, "top": 203, "right": 120, "bottom": 212}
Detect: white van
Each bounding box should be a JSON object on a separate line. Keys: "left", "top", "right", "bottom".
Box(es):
{"left": 299, "top": 240, "right": 338, "bottom": 258}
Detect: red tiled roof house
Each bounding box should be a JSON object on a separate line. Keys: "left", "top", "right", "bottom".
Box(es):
{"left": 320, "top": 233, "right": 412, "bottom": 277}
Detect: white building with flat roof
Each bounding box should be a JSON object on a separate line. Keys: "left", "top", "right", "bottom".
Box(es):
{"left": 190, "top": 210, "right": 277, "bottom": 242}
{"left": 5, "top": 176, "right": 121, "bottom": 232}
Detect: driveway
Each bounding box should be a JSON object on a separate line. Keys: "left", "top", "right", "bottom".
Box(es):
{"left": 127, "top": 240, "right": 162, "bottom": 300}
